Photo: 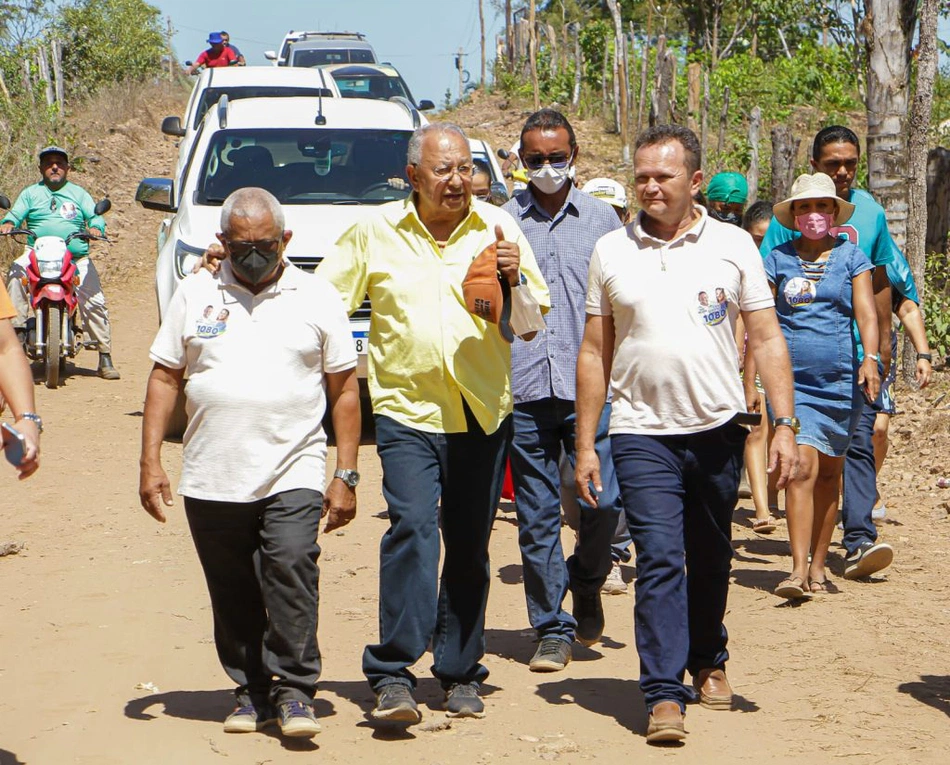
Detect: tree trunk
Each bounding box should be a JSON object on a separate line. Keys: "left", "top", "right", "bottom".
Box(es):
{"left": 701, "top": 70, "right": 709, "bottom": 174}
{"left": 606, "top": 0, "right": 629, "bottom": 161}
{"left": 570, "top": 23, "right": 581, "bottom": 111}
{"left": 902, "top": 0, "right": 939, "bottom": 382}
{"left": 528, "top": 0, "right": 539, "bottom": 111}
{"left": 716, "top": 85, "right": 730, "bottom": 164}
{"left": 747, "top": 106, "right": 761, "bottom": 204}
{"left": 636, "top": 34, "right": 649, "bottom": 134}
{"left": 687, "top": 62, "right": 701, "bottom": 134}
{"left": 864, "top": 0, "right": 917, "bottom": 252}
{"left": 926, "top": 148, "right": 950, "bottom": 255}
{"left": 478, "top": 0, "right": 486, "bottom": 86}
{"left": 505, "top": 0, "right": 513, "bottom": 70}
{"left": 770, "top": 126, "right": 800, "bottom": 202}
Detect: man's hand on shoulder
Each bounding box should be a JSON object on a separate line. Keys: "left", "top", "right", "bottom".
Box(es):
{"left": 194, "top": 242, "right": 227, "bottom": 275}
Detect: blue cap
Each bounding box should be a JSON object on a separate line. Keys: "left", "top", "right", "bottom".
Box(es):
{"left": 208, "top": 32, "right": 224, "bottom": 44}
{"left": 39, "top": 145, "right": 69, "bottom": 163}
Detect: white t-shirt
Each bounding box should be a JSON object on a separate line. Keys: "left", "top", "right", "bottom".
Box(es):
{"left": 586, "top": 208, "right": 774, "bottom": 435}
{"left": 150, "top": 261, "right": 357, "bottom": 502}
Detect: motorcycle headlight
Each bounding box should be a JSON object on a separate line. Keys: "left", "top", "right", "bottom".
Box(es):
{"left": 38, "top": 259, "right": 63, "bottom": 278}
{"left": 173, "top": 240, "right": 207, "bottom": 280}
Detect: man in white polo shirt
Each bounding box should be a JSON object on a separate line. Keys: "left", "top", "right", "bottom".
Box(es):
{"left": 138, "top": 187, "right": 360, "bottom": 739}
{"left": 575, "top": 125, "right": 799, "bottom": 744}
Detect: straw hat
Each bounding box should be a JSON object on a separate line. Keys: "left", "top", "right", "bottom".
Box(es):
{"left": 773, "top": 173, "right": 854, "bottom": 229}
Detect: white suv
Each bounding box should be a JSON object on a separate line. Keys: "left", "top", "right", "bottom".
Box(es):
{"left": 265, "top": 31, "right": 377, "bottom": 67}
{"left": 137, "top": 95, "right": 422, "bottom": 377}
{"left": 162, "top": 66, "right": 341, "bottom": 181}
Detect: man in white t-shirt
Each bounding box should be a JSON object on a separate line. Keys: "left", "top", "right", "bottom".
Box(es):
{"left": 574, "top": 125, "right": 799, "bottom": 745}
{"left": 138, "top": 188, "right": 360, "bottom": 739}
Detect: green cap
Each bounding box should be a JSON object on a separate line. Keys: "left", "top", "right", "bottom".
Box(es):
{"left": 706, "top": 172, "right": 748, "bottom": 204}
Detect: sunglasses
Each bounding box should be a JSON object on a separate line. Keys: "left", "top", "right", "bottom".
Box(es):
{"left": 224, "top": 238, "right": 282, "bottom": 257}
{"left": 521, "top": 153, "right": 573, "bottom": 170}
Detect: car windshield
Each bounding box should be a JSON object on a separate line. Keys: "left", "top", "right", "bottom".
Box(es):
{"left": 193, "top": 87, "right": 334, "bottom": 129}
{"left": 334, "top": 72, "right": 413, "bottom": 103}
{"left": 292, "top": 48, "right": 375, "bottom": 67}
{"left": 195, "top": 128, "right": 412, "bottom": 205}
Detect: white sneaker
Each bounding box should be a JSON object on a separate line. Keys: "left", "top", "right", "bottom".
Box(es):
{"left": 601, "top": 561, "right": 628, "bottom": 595}
{"left": 872, "top": 504, "right": 887, "bottom": 523}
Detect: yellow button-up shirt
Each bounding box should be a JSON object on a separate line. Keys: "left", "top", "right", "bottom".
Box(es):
{"left": 319, "top": 197, "right": 550, "bottom": 435}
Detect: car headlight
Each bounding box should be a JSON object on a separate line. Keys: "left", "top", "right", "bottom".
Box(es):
{"left": 173, "top": 240, "right": 207, "bottom": 280}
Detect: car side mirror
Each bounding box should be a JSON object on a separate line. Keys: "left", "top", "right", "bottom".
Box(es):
{"left": 264, "top": 50, "right": 277, "bottom": 61}
{"left": 0, "top": 194, "right": 10, "bottom": 209}
{"left": 161, "top": 116, "right": 186, "bottom": 137}
{"left": 418, "top": 99, "right": 435, "bottom": 111}
{"left": 489, "top": 182, "right": 510, "bottom": 206}
{"left": 136, "top": 178, "right": 176, "bottom": 213}
{"left": 94, "top": 199, "right": 112, "bottom": 216}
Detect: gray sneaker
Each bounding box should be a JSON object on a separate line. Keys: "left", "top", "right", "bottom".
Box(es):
{"left": 601, "top": 561, "right": 628, "bottom": 595}
{"left": 444, "top": 682, "right": 485, "bottom": 718}
{"left": 372, "top": 683, "right": 422, "bottom": 723}
{"left": 843, "top": 541, "right": 894, "bottom": 579}
{"left": 277, "top": 700, "right": 321, "bottom": 737}
{"left": 223, "top": 702, "right": 277, "bottom": 733}
{"left": 529, "top": 637, "right": 572, "bottom": 672}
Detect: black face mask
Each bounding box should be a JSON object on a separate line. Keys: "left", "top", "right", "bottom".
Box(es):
{"left": 708, "top": 208, "right": 742, "bottom": 227}
{"left": 230, "top": 246, "right": 281, "bottom": 286}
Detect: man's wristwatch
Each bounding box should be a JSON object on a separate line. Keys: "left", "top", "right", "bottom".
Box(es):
{"left": 917, "top": 352, "right": 932, "bottom": 362}
{"left": 18, "top": 412, "right": 43, "bottom": 433}
{"left": 772, "top": 416, "right": 800, "bottom": 434}
{"left": 333, "top": 469, "right": 360, "bottom": 488}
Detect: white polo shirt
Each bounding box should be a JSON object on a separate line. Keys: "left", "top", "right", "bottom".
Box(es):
{"left": 150, "top": 261, "right": 357, "bottom": 502}
{"left": 586, "top": 207, "right": 774, "bottom": 435}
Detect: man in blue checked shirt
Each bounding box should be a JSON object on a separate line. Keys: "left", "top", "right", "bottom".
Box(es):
{"left": 502, "top": 109, "right": 624, "bottom": 673}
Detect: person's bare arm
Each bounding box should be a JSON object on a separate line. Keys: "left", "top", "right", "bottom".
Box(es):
{"left": 322, "top": 366, "right": 361, "bottom": 532}
{"left": 853, "top": 270, "right": 881, "bottom": 401}
{"left": 139, "top": 363, "right": 184, "bottom": 522}
{"left": 895, "top": 296, "right": 933, "bottom": 388}
{"left": 742, "top": 307, "right": 800, "bottom": 488}
{"left": 574, "top": 313, "right": 614, "bottom": 506}
{"left": 872, "top": 266, "right": 892, "bottom": 377}
{"left": 0, "top": 319, "right": 39, "bottom": 478}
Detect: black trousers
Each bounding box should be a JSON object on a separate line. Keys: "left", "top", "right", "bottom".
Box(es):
{"left": 185, "top": 488, "right": 322, "bottom": 706}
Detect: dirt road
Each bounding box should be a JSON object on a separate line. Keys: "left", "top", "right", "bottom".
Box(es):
{"left": 2, "top": 88, "right": 949, "bottom": 764}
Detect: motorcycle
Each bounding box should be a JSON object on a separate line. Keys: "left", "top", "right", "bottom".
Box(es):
{"left": 0, "top": 196, "right": 112, "bottom": 388}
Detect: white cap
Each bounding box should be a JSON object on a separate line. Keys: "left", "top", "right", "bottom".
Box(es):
{"left": 582, "top": 177, "right": 627, "bottom": 210}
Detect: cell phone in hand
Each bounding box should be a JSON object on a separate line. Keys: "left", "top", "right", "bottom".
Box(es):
{"left": 2, "top": 422, "right": 25, "bottom": 467}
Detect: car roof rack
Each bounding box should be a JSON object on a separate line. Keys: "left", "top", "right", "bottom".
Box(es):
{"left": 216, "top": 94, "right": 229, "bottom": 129}
{"left": 286, "top": 30, "right": 367, "bottom": 42}
{"left": 388, "top": 96, "right": 421, "bottom": 129}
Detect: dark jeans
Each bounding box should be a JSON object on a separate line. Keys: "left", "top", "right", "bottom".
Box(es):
{"left": 510, "top": 399, "right": 622, "bottom": 641}
{"left": 184, "top": 489, "right": 322, "bottom": 707}
{"left": 611, "top": 421, "right": 746, "bottom": 712}
{"left": 841, "top": 399, "right": 879, "bottom": 555}
{"left": 362, "top": 408, "right": 510, "bottom": 691}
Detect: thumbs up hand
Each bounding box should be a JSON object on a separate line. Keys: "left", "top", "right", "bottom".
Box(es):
{"left": 493, "top": 224, "right": 521, "bottom": 286}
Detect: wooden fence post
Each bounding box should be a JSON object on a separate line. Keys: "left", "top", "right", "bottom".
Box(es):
{"left": 770, "top": 126, "right": 801, "bottom": 202}
{"left": 701, "top": 71, "right": 709, "bottom": 175}
{"left": 570, "top": 23, "right": 581, "bottom": 111}
{"left": 636, "top": 33, "right": 649, "bottom": 134}
{"left": 687, "top": 62, "right": 701, "bottom": 134}
{"left": 747, "top": 106, "right": 761, "bottom": 203}
{"left": 926, "top": 147, "right": 950, "bottom": 254}
{"left": 716, "top": 85, "right": 730, "bottom": 167}
{"left": 22, "top": 60, "right": 34, "bottom": 105}
{"left": 51, "top": 39, "right": 65, "bottom": 105}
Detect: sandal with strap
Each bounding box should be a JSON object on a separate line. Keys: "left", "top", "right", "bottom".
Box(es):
{"left": 752, "top": 515, "right": 777, "bottom": 534}
{"left": 774, "top": 575, "right": 808, "bottom": 600}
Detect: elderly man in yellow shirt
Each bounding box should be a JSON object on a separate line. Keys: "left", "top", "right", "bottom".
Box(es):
{"left": 319, "top": 123, "right": 549, "bottom": 724}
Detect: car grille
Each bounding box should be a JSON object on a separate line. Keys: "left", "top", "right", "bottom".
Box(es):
{"left": 289, "top": 255, "right": 371, "bottom": 321}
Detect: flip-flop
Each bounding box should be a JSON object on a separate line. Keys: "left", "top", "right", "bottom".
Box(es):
{"left": 774, "top": 575, "right": 808, "bottom": 599}
{"left": 809, "top": 579, "right": 830, "bottom": 595}
{"left": 752, "top": 515, "right": 777, "bottom": 534}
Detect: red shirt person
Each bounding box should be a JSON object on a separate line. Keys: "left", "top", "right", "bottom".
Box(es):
{"left": 186, "top": 32, "right": 236, "bottom": 74}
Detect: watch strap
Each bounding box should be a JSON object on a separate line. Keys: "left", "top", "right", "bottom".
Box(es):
{"left": 19, "top": 412, "right": 43, "bottom": 433}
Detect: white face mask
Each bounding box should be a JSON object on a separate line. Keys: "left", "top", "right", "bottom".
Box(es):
{"left": 528, "top": 163, "right": 572, "bottom": 195}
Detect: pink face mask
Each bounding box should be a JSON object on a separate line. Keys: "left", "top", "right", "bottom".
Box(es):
{"left": 795, "top": 211, "right": 834, "bottom": 240}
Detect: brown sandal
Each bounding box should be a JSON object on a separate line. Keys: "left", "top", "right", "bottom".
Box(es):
{"left": 752, "top": 515, "right": 777, "bottom": 534}
{"left": 774, "top": 575, "right": 808, "bottom": 599}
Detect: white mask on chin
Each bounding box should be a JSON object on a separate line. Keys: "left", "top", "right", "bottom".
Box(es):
{"left": 528, "top": 163, "right": 572, "bottom": 195}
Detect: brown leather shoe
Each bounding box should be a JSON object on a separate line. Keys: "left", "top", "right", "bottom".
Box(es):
{"left": 693, "top": 668, "right": 733, "bottom": 710}
{"left": 646, "top": 701, "right": 686, "bottom": 744}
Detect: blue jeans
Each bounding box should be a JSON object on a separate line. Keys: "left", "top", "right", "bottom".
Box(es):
{"left": 185, "top": 489, "right": 322, "bottom": 707}
{"left": 611, "top": 421, "right": 746, "bottom": 712}
{"left": 841, "top": 399, "right": 879, "bottom": 555}
{"left": 362, "top": 409, "right": 510, "bottom": 691}
{"left": 510, "top": 399, "right": 622, "bottom": 641}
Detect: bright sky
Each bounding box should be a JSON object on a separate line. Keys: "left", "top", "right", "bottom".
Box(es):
{"left": 150, "top": 0, "right": 505, "bottom": 109}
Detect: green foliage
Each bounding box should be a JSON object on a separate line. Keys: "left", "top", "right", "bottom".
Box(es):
{"left": 924, "top": 252, "right": 950, "bottom": 361}
{"left": 55, "top": 0, "right": 165, "bottom": 96}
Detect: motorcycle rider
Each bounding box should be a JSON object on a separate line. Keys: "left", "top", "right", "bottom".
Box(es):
{"left": 1, "top": 145, "right": 119, "bottom": 380}
{"left": 186, "top": 32, "right": 238, "bottom": 74}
